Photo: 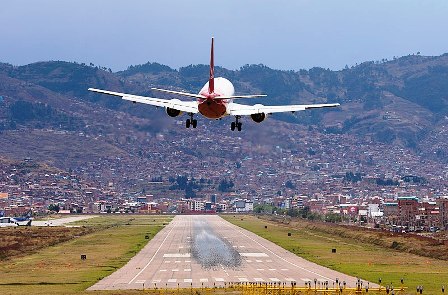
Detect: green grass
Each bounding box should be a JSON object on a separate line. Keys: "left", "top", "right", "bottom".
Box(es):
{"left": 223, "top": 215, "right": 448, "bottom": 294}
{"left": 0, "top": 215, "right": 172, "bottom": 295}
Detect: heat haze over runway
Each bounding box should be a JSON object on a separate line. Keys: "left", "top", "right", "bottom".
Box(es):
{"left": 89, "top": 215, "right": 364, "bottom": 290}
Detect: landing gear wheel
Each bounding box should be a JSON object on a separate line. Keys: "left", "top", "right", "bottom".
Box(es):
{"left": 192, "top": 119, "right": 197, "bottom": 128}
{"left": 186, "top": 119, "right": 191, "bottom": 128}
{"left": 237, "top": 122, "right": 242, "bottom": 131}
{"left": 231, "top": 122, "right": 236, "bottom": 131}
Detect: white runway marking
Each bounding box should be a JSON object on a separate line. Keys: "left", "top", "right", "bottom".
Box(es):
{"left": 164, "top": 261, "right": 171, "bottom": 263}
{"left": 285, "top": 278, "right": 296, "bottom": 282}
{"left": 238, "top": 278, "right": 249, "bottom": 282}
{"left": 246, "top": 260, "right": 252, "bottom": 263}
{"left": 256, "top": 260, "right": 263, "bottom": 262}
{"left": 254, "top": 278, "right": 264, "bottom": 282}
{"left": 152, "top": 279, "right": 161, "bottom": 283}
{"left": 200, "top": 278, "right": 208, "bottom": 283}
{"left": 129, "top": 222, "right": 177, "bottom": 284}
{"left": 184, "top": 279, "right": 192, "bottom": 283}
{"left": 301, "top": 278, "right": 312, "bottom": 282}
{"left": 269, "top": 269, "right": 277, "bottom": 271}
{"left": 281, "top": 268, "right": 289, "bottom": 271}
{"left": 184, "top": 269, "right": 191, "bottom": 272}
{"left": 229, "top": 222, "right": 334, "bottom": 281}
{"left": 135, "top": 280, "right": 145, "bottom": 284}
{"left": 214, "top": 278, "right": 225, "bottom": 282}
{"left": 240, "top": 253, "right": 269, "bottom": 257}
{"left": 175, "top": 261, "right": 181, "bottom": 263}
{"left": 159, "top": 269, "right": 167, "bottom": 272}
{"left": 270, "top": 278, "right": 281, "bottom": 282}
{"left": 167, "top": 279, "right": 177, "bottom": 283}
{"left": 163, "top": 253, "right": 191, "bottom": 258}
{"left": 185, "top": 260, "right": 191, "bottom": 263}
{"left": 172, "top": 269, "right": 179, "bottom": 272}
{"left": 256, "top": 268, "right": 264, "bottom": 271}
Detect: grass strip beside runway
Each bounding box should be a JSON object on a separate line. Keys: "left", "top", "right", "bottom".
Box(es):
{"left": 222, "top": 214, "right": 448, "bottom": 294}
{"left": 0, "top": 215, "right": 172, "bottom": 295}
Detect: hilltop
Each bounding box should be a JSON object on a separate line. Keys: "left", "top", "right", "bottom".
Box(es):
{"left": 0, "top": 54, "right": 447, "bottom": 195}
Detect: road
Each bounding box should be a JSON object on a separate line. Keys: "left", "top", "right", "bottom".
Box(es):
{"left": 89, "top": 215, "right": 368, "bottom": 290}
{"left": 32, "top": 215, "right": 96, "bottom": 226}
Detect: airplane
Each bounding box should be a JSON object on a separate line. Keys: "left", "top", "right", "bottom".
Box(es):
{"left": 0, "top": 214, "right": 32, "bottom": 227}
{"left": 12, "top": 209, "right": 33, "bottom": 226}
{"left": 89, "top": 38, "right": 340, "bottom": 131}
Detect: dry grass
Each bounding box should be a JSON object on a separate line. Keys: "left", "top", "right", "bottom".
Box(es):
{"left": 0, "top": 227, "right": 94, "bottom": 260}
{"left": 0, "top": 215, "right": 172, "bottom": 295}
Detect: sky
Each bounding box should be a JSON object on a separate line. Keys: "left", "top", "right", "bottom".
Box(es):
{"left": 1, "top": 0, "right": 448, "bottom": 72}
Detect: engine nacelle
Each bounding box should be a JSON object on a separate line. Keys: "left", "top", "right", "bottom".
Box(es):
{"left": 166, "top": 107, "right": 182, "bottom": 117}
{"left": 250, "top": 112, "right": 266, "bottom": 123}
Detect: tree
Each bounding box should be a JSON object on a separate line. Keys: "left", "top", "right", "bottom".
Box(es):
{"left": 48, "top": 204, "right": 60, "bottom": 213}
{"left": 285, "top": 180, "right": 296, "bottom": 189}
{"left": 218, "top": 179, "right": 234, "bottom": 192}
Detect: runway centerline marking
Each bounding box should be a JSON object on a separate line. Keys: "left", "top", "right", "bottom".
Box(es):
{"left": 128, "top": 221, "right": 177, "bottom": 284}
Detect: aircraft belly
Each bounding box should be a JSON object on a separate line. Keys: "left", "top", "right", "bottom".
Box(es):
{"left": 198, "top": 101, "right": 227, "bottom": 119}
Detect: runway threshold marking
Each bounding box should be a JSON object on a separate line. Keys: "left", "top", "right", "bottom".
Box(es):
{"left": 224, "top": 218, "right": 334, "bottom": 282}
{"left": 128, "top": 220, "right": 177, "bottom": 284}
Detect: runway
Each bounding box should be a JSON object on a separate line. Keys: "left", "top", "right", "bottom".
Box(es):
{"left": 89, "top": 215, "right": 365, "bottom": 290}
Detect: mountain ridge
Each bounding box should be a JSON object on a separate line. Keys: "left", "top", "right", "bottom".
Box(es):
{"left": 0, "top": 53, "right": 447, "bottom": 171}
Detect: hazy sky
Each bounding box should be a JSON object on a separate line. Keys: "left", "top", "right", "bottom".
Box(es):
{"left": 1, "top": 0, "right": 447, "bottom": 71}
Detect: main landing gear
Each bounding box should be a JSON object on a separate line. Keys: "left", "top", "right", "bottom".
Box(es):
{"left": 231, "top": 116, "right": 242, "bottom": 131}
{"left": 186, "top": 113, "right": 197, "bottom": 129}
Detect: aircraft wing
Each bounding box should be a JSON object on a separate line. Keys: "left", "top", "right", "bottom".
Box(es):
{"left": 88, "top": 88, "right": 199, "bottom": 113}
{"left": 228, "top": 102, "right": 340, "bottom": 116}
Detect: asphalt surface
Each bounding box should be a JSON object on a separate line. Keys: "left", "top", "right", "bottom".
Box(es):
{"left": 32, "top": 215, "right": 96, "bottom": 226}
{"left": 89, "top": 215, "right": 368, "bottom": 290}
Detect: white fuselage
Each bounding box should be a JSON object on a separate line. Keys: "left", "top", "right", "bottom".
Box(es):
{"left": 197, "top": 77, "right": 235, "bottom": 119}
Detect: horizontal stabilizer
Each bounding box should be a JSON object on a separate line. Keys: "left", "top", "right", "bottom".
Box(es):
{"left": 151, "top": 88, "right": 203, "bottom": 99}
{"left": 214, "top": 94, "right": 267, "bottom": 100}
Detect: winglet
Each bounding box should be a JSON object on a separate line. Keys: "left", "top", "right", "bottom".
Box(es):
{"left": 208, "top": 37, "right": 215, "bottom": 94}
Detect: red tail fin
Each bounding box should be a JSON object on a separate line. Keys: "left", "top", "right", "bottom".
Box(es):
{"left": 208, "top": 37, "right": 214, "bottom": 94}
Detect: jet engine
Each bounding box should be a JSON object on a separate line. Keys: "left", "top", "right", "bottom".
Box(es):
{"left": 166, "top": 107, "right": 182, "bottom": 117}
{"left": 250, "top": 112, "right": 266, "bottom": 123}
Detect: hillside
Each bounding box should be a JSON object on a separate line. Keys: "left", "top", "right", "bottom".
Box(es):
{"left": 0, "top": 54, "right": 447, "bottom": 195}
